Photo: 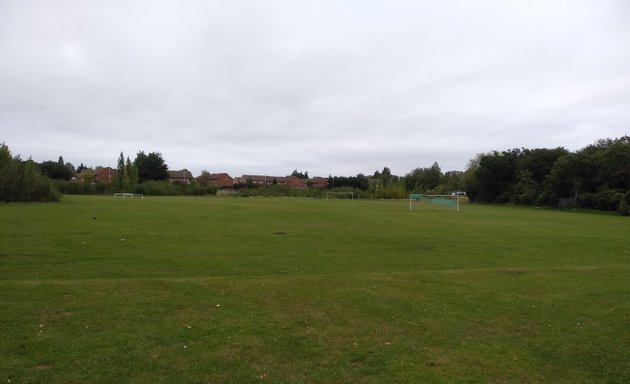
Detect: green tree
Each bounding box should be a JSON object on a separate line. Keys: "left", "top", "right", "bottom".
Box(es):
{"left": 462, "top": 154, "right": 483, "bottom": 201}
{"left": 0, "top": 143, "right": 60, "bottom": 202}
{"left": 39, "top": 160, "right": 74, "bottom": 180}
{"left": 404, "top": 162, "right": 442, "bottom": 193}
{"left": 114, "top": 152, "right": 139, "bottom": 190}
{"left": 291, "top": 169, "right": 309, "bottom": 179}
{"left": 126, "top": 156, "right": 138, "bottom": 187}
{"left": 135, "top": 151, "right": 169, "bottom": 182}
{"left": 474, "top": 149, "right": 521, "bottom": 203}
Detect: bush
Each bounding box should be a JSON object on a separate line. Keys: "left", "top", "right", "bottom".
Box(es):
{"left": 595, "top": 189, "right": 624, "bottom": 211}
{"left": 618, "top": 191, "right": 630, "bottom": 216}
{"left": 237, "top": 185, "right": 323, "bottom": 198}
{"left": 577, "top": 189, "right": 625, "bottom": 211}
{"left": 133, "top": 181, "right": 217, "bottom": 196}
{"left": 0, "top": 143, "right": 61, "bottom": 203}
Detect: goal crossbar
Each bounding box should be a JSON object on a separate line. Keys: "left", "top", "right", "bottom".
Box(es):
{"left": 114, "top": 193, "right": 144, "bottom": 199}
{"left": 326, "top": 191, "right": 354, "bottom": 201}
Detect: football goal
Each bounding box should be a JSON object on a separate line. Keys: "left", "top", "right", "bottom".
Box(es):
{"left": 114, "top": 193, "right": 144, "bottom": 199}
{"left": 409, "top": 193, "right": 459, "bottom": 212}
{"left": 326, "top": 191, "right": 354, "bottom": 200}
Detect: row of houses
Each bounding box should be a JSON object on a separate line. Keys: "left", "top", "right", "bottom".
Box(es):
{"left": 77, "top": 168, "right": 328, "bottom": 189}
{"left": 205, "top": 173, "right": 328, "bottom": 189}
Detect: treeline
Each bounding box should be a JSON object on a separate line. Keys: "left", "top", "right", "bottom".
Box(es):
{"left": 56, "top": 151, "right": 216, "bottom": 196}
{"left": 0, "top": 143, "right": 61, "bottom": 202}
{"left": 465, "top": 136, "right": 630, "bottom": 214}
{"left": 2, "top": 136, "right": 629, "bottom": 213}
{"left": 55, "top": 180, "right": 217, "bottom": 197}
{"left": 325, "top": 164, "right": 464, "bottom": 201}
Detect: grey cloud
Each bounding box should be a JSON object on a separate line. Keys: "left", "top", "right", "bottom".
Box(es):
{"left": 1, "top": 1, "right": 629, "bottom": 177}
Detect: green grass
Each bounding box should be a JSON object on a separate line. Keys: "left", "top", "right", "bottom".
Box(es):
{"left": 1, "top": 195, "right": 628, "bottom": 383}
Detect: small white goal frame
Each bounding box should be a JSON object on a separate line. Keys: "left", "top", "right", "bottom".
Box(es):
{"left": 326, "top": 191, "right": 354, "bottom": 201}
{"left": 114, "top": 193, "right": 144, "bottom": 199}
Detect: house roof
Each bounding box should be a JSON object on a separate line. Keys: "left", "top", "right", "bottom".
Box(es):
{"left": 207, "top": 173, "right": 233, "bottom": 180}
{"left": 168, "top": 169, "right": 194, "bottom": 179}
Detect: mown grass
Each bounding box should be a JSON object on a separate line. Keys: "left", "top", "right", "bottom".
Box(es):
{"left": 1, "top": 196, "right": 628, "bottom": 383}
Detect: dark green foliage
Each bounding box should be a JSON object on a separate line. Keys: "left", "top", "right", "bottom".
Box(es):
{"left": 133, "top": 180, "right": 216, "bottom": 196}
{"left": 328, "top": 173, "right": 369, "bottom": 190}
{"left": 467, "top": 137, "right": 630, "bottom": 212}
{"left": 291, "top": 169, "right": 309, "bottom": 179}
{"left": 618, "top": 191, "right": 630, "bottom": 216}
{"left": 238, "top": 184, "right": 323, "bottom": 198}
{"left": 114, "top": 152, "right": 138, "bottom": 190}
{"left": 0, "top": 143, "right": 61, "bottom": 202}
{"left": 38, "top": 160, "right": 74, "bottom": 180}
{"left": 134, "top": 151, "right": 169, "bottom": 182}
{"left": 404, "top": 162, "right": 442, "bottom": 193}
{"left": 54, "top": 181, "right": 114, "bottom": 195}
{"left": 474, "top": 149, "right": 521, "bottom": 203}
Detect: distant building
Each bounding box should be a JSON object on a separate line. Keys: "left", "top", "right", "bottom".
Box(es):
{"left": 237, "top": 175, "right": 272, "bottom": 186}
{"left": 168, "top": 169, "right": 194, "bottom": 185}
{"left": 204, "top": 173, "right": 234, "bottom": 187}
{"left": 308, "top": 177, "right": 329, "bottom": 189}
{"left": 235, "top": 175, "right": 306, "bottom": 189}
{"left": 94, "top": 167, "right": 117, "bottom": 184}
{"left": 278, "top": 175, "right": 306, "bottom": 188}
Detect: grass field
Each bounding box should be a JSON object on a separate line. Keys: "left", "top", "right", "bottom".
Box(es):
{"left": 1, "top": 195, "right": 629, "bottom": 383}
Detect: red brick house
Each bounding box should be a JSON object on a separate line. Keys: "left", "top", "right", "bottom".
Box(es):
{"left": 94, "top": 167, "right": 117, "bottom": 184}
{"left": 168, "top": 169, "right": 194, "bottom": 185}
{"left": 308, "top": 177, "right": 329, "bottom": 189}
{"left": 277, "top": 175, "right": 306, "bottom": 188}
{"left": 236, "top": 175, "right": 306, "bottom": 189}
{"left": 205, "top": 173, "right": 234, "bottom": 187}
{"left": 237, "top": 175, "right": 272, "bottom": 186}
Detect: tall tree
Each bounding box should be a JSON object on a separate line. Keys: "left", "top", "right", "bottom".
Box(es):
{"left": 291, "top": 169, "right": 309, "bottom": 179}
{"left": 39, "top": 160, "right": 74, "bottom": 180}
{"left": 126, "top": 157, "right": 138, "bottom": 187}
{"left": 474, "top": 149, "right": 521, "bottom": 203}
{"left": 404, "top": 162, "right": 442, "bottom": 192}
{"left": 0, "top": 143, "right": 60, "bottom": 202}
{"left": 134, "top": 151, "right": 169, "bottom": 182}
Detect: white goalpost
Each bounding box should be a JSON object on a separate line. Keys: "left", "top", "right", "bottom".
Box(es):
{"left": 114, "top": 193, "right": 144, "bottom": 199}
{"left": 326, "top": 191, "right": 354, "bottom": 201}
{"left": 409, "top": 193, "right": 459, "bottom": 212}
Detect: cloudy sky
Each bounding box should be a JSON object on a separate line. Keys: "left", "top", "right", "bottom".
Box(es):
{"left": 1, "top": 1, "right": 629, "bottom": 177}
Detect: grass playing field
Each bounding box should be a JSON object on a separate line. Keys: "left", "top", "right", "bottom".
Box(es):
{"left": 1, "top": 195, "right": 628, "bottom": 383}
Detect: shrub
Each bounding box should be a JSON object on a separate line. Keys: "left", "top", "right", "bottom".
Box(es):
{"left": 0, "top": 144, "right": 60, "bottom": 203}
{"left": 618, "top": 191, "right": 630, "bottom": 216}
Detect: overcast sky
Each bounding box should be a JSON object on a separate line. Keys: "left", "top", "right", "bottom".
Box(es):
{"left": 1, "top": 1, "right": 629, "bottom": 177}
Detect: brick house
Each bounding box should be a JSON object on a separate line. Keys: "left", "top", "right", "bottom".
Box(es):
{"left": 94, "top": 167, "right": 117, "bottom": 184}
{"left": 237, "top": 175, "right": 272, "bottom": 186}
{"left": 236, "top": 175, "right": 306, "bottom": 189}
{"left": 308, "top": 177, "right": 329, "bottom": 189}
{"left": 277, "top": 175, "right": 306, "bottom": 188}
{"left": 205, "top": 173, "right": 234, "bottom": 187}
{"left": 168, "top": 169, "right": 194, "bottom": 185}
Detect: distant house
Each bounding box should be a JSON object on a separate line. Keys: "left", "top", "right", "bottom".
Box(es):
{"left": 94, "top": 167, "right": 117, "bottom": 184}
{"left": 168, "top": 169, "right": 194, "bottom": 185}
{"left": 204, "top": 173, "right": 234, "bottom": 187}
{"left": 236, "top": 174, "right": 306, "bottom": 189}
{"left": 237, "top": 175, "right": 272, "bottom": 186}
{"left": 308, "top": 177, "right": 329, "bottom": 189}
{"left": 277, "top": 175, "right": 306, "bottom": 188}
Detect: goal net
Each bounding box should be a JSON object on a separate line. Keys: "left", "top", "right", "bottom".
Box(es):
{"left": 326, "top": 191, "right": 354, "bottom": 200}
{"left": 114, "top": 193, "right": 144, "bottom": 199}
{"left": 409, "top": 194, "right": 459, "bottom": 211}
